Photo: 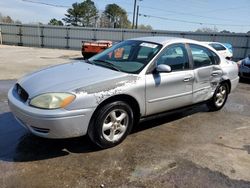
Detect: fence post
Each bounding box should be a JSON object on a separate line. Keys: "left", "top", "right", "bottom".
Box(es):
{"left": 40, "top": 25, "right": 44, "bottom": 48}
{"left": 121, "top": 29, "right": 124, "bottom": 41}
{"left": 66, "top": 27, "right": 70, "bottom": 49}
{"left": 244, "top": 35, "right": 250, "bottom": 58}
{"left": 0, "top": 27, "right": 2, "bottom": 45}
{"left": 93, "top": 28, "right": 97, "bottom": 41}
{"left": 212, "top": 32, "right": 216, "bottom": 42}
{"left": 18, "top": 25, "right": 23, "bottom": 46}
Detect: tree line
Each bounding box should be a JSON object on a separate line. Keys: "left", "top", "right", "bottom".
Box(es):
{"left": 48, "top": 0, "right": 152, "bottom": 30}
{"left": 0, "top": 13, "right": 21, "bottom": 24}
{"left": 1, "top": 0, "right": 249, "bottom": 33}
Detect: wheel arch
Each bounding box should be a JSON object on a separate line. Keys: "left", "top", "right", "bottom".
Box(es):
{"left": 220, "top": 78, "right": 231, "bottom": 93}
{"left": 88, "top": 94, "right": 141, "bottom": 131}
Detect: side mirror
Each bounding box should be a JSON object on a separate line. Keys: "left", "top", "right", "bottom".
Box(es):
{"left": 156, "top": 64, "right": 171, "bottom": 73}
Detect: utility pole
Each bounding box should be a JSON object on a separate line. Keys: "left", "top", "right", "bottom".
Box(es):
{"left": 135, "top": 5, "right": 139, "bottom": 29}
{"left": 132, "top": 0, "right": 137, "bottom": 29}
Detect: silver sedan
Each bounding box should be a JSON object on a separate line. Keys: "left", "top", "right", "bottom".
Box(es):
{"left": 8, "top": 37, "right": 239, "bottom": 148}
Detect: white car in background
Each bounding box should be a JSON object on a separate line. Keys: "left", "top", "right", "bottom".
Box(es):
{"left": 202, "top": 42, "right": 233, "bottom": 60}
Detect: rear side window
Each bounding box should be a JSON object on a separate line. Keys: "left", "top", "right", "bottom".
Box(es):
{"left": 209, "top": 43, "right": 226, "bottom": 51}
{"left": 190, "top": 44, "right": 218, "bottom": 68}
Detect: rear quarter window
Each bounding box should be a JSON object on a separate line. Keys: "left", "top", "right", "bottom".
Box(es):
{"left": 209, "top": 43, "right": 226, "bottom": 51}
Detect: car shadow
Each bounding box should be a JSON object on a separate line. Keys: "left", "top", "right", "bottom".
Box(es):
{"left": 0, "top": 112, "right": 100, "bottom": 162}
{"left": 12, "top": 134, "right": 100, "bottom": 162}
{"left": 0, "top": 104, "right": 208, "bottom": 163}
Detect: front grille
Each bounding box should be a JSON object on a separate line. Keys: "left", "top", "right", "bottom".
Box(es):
{"left": 16, "top": 84, "right": 29, "bottom": 102}
{"left": 31, "top": 126, "right": 50, "bottom": 134}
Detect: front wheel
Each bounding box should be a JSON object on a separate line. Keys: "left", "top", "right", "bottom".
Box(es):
{"left": 207, "top": 83, "right": 229, "bottom": 111}
{"left": 88, "top": 101, "right": 134, "bottom": 149}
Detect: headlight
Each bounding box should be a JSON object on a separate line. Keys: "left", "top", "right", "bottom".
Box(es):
{"left": 30, "top": 93, "right": 75, "bottom": 109}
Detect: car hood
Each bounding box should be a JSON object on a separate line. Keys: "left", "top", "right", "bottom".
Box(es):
{"left": 18, "top": 61, "right": 128, "bottom": 97}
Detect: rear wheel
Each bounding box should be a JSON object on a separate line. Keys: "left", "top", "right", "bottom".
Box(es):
{"left": 88, "top": 101, "right": 134, "bottom": 148}
{"left": 207, "top": 82, "right": 229, "bottom": 111}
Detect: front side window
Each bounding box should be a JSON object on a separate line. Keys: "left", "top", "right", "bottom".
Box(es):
{"left": 156, "top": 44, "right": 189, "bottom": 71}
{"left": 190, "top": 44, "right": 217, "bottom": 68}
{"left": 89, "top": 40, "right": 162, "bottom": 74}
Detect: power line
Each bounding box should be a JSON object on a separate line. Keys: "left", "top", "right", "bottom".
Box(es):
{"left": 21, "top": 0, "right": 70, "bottom": 8}
{"left": 139, "top": 5, "right": 236, "bottom": 22}
{"left": 197, "top": 6, "right": 249, "bottom": 13}
{"left": 139, "top": 13, "right": 250, "bottom": 27}
{"left": 20, "top": 0, "right": 250, "bottom": 28}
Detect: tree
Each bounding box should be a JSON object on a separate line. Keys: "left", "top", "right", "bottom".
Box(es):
{"left": 99, "top": 13, "right": 111, "bottom": 28}
{"left": 0, "top": 13, "right": 21, "bottom": 24}
{"left": 2, "top": 16, "right": 14, "bottom": 23}
{"left": 220, "top": 30, "right": 231, "bottom": 34}
{"left": 137, "top": 24, "right": 153, "bottom": 30}
{"left": 104, "top": 4, "right": 130, "bottom": 28}
{"left": 63, "top": 3, "right": 81, "bottom": 26}
{"left": 48, "top": 18, "right": 64, "bottom": 26}
{"left": 63, "top": 0, "right": 98, "bottom": 27}
{"left": 196, "top": 27, "right": 219, "bottom": 33}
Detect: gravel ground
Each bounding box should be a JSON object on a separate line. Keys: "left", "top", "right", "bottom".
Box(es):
{"left": 0, "top": 45, "right": 81, "bottom": 80}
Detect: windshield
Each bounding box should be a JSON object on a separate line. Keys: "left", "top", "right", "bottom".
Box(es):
{"left": 88, "top": 40, "right": 162, "bottom": 74}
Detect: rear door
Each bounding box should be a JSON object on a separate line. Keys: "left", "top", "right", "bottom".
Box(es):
{"left": 188, "top": 44, "right": 222, "bottom": 103}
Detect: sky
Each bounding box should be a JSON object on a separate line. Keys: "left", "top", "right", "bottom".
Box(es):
{"left": 0, "top": 0, "right": 250, "bottom": 33}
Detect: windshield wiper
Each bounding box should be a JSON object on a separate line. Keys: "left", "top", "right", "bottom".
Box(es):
{"left": 92, "top": 60, "right": 121, "bottom": 72}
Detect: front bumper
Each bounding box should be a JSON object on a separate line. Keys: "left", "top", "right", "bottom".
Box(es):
{"left": 8, "top": 87, "right": 95, "bottom": 139}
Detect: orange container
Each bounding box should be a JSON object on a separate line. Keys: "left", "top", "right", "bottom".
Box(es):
{"left": 82, "top": 40, "right": 112, "bottom": 59}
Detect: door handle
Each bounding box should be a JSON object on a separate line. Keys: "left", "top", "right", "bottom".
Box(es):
{"left": 211, "top": 73, "right": 219, "bottom": 76}
{"left": 183, "top": 77, "right": 192, "bottom": 82}
{"left": 211, "top": 70, "right": 222, "bottom": 77}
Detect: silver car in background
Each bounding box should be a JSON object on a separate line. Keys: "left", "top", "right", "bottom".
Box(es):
{"left": 8, "top": 37, "right": 239, "bottom": 148}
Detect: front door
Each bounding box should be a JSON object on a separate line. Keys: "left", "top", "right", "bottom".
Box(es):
{"left": 145, "top": 43, "right": 194, "bottom": 116}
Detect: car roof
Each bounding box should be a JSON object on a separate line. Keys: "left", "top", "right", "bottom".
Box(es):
{"left": 202, "top": 41, "right": 225, "bottom": 46}
{"left": 128, "top": 36, "right": 220, "bottom": 56}
{"left": 130, "top": 36, "right": 197, "bottom": 46}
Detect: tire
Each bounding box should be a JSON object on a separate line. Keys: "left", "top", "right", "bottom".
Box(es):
{"left": 88, "top": 101, "right": 134, "bottom": 149}
{"left": 82, "top": 54, "right": 90, "bottom": 59}
{"left": 82, "top": 53, "right": 96, "bottom": 59}
{"left": 206, "top": 82, "right": 229, "bottom": 111}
